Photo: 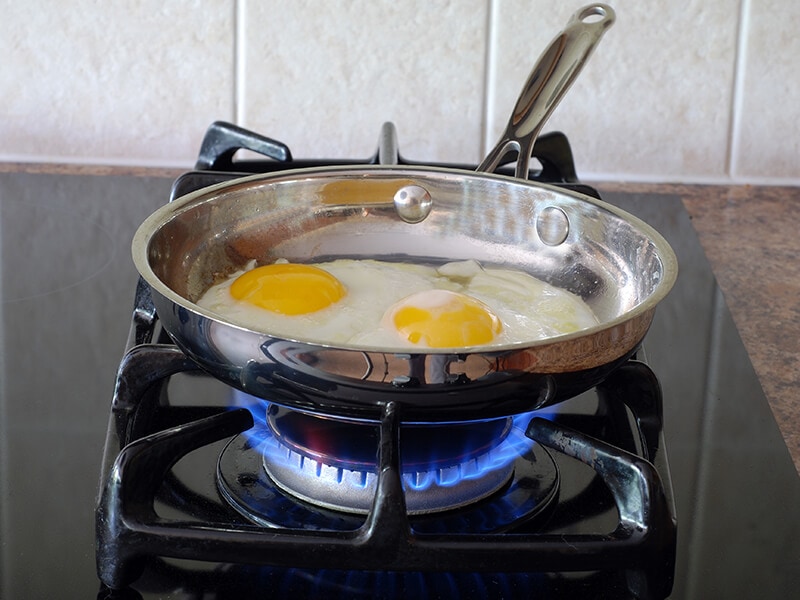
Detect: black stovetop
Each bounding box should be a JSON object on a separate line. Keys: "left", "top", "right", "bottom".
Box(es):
{"left": 0, "top": 125, "right": 798, "bottom": 598}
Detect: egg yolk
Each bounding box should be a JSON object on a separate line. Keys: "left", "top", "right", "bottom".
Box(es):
{"left": 229, "top": 263, "right": 346, "bottom": 315}
{"left": 389, "top": 290, "right": 502, "bottom": 348}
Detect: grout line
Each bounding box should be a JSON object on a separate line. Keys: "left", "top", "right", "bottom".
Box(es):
{"left": 726, "top": 0, "right": 750, "bottom": 177}
{"left": 480, "top": 0, "right": 498, "bottom": 159}
{"left": 1, "top": 156, "right": 798, "bottom": 187}
{"left": 582, "top": 170, "right": 800, "bottom": 187}
{"left": 234, "top": 0, "right": 247, "bottom": 125}
{"left": 0, "top": 155, "right": 195, "bottom": 170}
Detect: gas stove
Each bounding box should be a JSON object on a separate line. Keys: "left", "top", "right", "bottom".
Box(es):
{"left": 1, "top": 123, "right": 797, "bottom": 600}
{"left": 95, "top": 123, "right": 677, "bottom": 598}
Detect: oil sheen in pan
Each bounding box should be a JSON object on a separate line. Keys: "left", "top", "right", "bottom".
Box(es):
{"left": 194, "top": 256, "right": 600, "bottom": 350}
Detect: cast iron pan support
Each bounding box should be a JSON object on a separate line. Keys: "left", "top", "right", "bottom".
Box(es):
{"left": 188, "top": 119, "right": 582, "bottom": 184}
{"left": 96, "top": 351, "right": 675, "bottom": 599}
{"left": 195, "top": 121, "right": 292, "bottom": 170}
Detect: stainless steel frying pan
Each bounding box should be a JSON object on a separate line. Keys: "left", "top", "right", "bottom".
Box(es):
{"left": 132, "top": 4, "right": 677, "bottom": 422}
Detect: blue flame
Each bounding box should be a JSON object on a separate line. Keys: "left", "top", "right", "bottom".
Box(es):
{"left": 401, "top": 412, "right": 536, "bottom": 492}
{"left": 230, "top": 389, "right": 554, "bottom": 492}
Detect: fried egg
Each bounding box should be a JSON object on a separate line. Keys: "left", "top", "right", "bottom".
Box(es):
{"left": 385, "top": 290, "right": 503, "bottom": 348}
{"left": 229, "top": 263, "right": 346, "bottom": 315}
{"left": 195, "top": 258, "right": 598, "bottom": 350}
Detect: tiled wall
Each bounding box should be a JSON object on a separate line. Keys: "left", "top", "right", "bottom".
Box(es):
{"left": 2, "top": 0, "right": 798, "bottom": 183}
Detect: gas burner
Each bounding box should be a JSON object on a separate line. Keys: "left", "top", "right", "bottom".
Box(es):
{"left": 217, "top": 402, "right": 559, "bottom": 531}
{"left": 262, "top": 409, "right": 523, "bottom": 516}
{"left": 96, "top": 122, "right": 677, "bottom": 599}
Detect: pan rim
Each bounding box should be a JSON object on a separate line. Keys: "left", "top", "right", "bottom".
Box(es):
{"left": 131, "top": 164, "right": 678, "bottom": 355}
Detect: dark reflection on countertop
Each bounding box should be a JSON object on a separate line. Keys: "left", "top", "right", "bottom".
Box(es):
{"left": 0, "top": 172, "right": 797, "bottom": 598}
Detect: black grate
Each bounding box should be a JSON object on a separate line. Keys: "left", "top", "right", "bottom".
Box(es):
{"left": 96, "top": 124, "right": 676, "bottom": 599}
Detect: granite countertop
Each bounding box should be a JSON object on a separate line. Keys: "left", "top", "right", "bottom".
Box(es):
{"left": 3, "top": 163, "right": 797, "bottom": 475}
{"left": 597, "top": 182, "right": 800, "bottom": 476}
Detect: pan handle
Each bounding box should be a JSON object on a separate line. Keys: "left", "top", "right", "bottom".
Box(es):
{"left": 478, "top": 4, "right": 615, "bottom": 178}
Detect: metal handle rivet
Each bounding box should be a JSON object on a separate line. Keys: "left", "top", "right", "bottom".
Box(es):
{"left": 394, "top": 185, "right": 432, "bottom": 223}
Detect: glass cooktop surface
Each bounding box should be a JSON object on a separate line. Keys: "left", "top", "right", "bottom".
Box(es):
{"left": 0, "top": 170, "right": 798, "bottom": 599}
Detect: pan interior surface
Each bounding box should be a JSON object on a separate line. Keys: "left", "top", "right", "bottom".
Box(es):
{"left": 137, "top": 166, "right": 675, "bottom": 352}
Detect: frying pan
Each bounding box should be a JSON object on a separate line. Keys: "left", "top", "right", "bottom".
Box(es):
{"left": 132, "top": 4, "right": 677, "bottom": 422}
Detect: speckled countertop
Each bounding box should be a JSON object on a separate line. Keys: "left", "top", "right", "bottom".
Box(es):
{"left": 597, "top": 182, "right": 800, "bottom": 476}
{"left": 3, "top": 164, "right": 797, "bottom": 475}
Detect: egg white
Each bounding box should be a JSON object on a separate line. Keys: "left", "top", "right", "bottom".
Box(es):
{"left": 195, "top": 258, "right": 599, "bottom": 349}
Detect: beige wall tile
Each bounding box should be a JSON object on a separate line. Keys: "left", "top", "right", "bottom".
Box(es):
{"left": 240, "top": 0, "right": 488, "bottom": 164}
{"left": 0, "top": 1, "right": 234, "bottom": 165}
{"left": 0, "top": 0, "right": 796, "bottom": 182}
{"left": 733, "top": 0, "right": 800, "bottom": 179}
{"left": 488, "top": 1, "right": 740, "bottom": 180}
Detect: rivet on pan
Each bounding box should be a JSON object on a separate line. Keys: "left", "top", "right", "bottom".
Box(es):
{"left": 393, "top": 184, "right": 432, "bottom": 223}
{"left": 536, "top": 206, "right": 570, "bottom": 246}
